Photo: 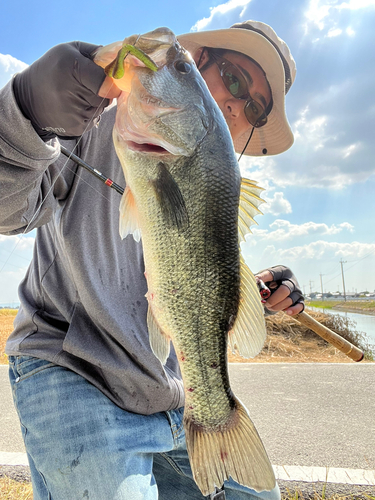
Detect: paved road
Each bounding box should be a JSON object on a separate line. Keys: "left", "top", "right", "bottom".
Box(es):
{"left": 228, "top": 363, "right": 375, "bottom": 471}
{"left": 1, "top": 362, "right": 375, "bottom": 471}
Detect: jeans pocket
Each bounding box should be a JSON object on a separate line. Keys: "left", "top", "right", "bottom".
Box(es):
{"left": 10, "top": 355, "right": 56, "bottom": 384}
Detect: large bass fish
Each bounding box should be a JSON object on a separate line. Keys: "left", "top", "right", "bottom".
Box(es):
{"left": 94, "top": 27, "right": 275, "bottom": 496}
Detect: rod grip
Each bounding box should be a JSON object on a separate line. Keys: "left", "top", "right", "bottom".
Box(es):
{"left": 294, "top": 311, "right": 364, "bottom": 362}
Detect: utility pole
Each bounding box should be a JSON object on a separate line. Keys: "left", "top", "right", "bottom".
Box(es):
{"left": 320, "top": 273, "right": 324, "bottom": 301}
{"left": 340, "top": 259, "right": 347, "bottom": 302}
{"left": 309, "top": 281, "right": 314, "bottom": 295}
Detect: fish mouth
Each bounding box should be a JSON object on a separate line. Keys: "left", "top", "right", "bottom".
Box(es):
{"left": 126, "top": 140, "right": 171, "bottom": 155}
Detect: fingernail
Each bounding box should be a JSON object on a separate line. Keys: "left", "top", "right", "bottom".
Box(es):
{"left": 261, "top": 299, "right": 267, "bottom": 304}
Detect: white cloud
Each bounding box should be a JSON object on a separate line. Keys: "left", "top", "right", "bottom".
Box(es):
{"left": 239, "top": 156, "right": 277, "bottom": 191}
{"left": 304, "top": 0, "right": 332, "bottom": 30}
{"left": 0, "top": 234, "right": 35, "bottom": 256}
{"left": 326, "top": 27, "right": 343, "bottom": 37}
{"left": 258, "top": 98, "right": 374, "bottom": 189}
{"left": 262, "top": 192, "right": 292, "bottom": 216}
{"left": 0, "top": 234, "right": 34, "bottom": 305}
{"left": 243, "top": 239, "right": 375, "bottom": 294}
{"left": 251, "top": 219, "right": 354, "bottom": 242}
{"left": 191, "top": 0, "right": 251, "bottom": 31}
{"left": 338, "top": 0, "right": 375, "bottom": 10}
{"left": 304, "top": 0, "right": 375, "bottom": 36}
{"left": 0, "top": 53, "right": 28, "bottom": 89}
{"left": 293, "top": 106, "right": 333, "bottom": 151}
{"left": 342, "top": 143, "right": 361, "bottom": 158}
{"left": 264, "top": 240, "right": 375, "bottom": 261}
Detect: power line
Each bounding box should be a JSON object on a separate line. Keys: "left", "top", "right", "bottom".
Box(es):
{"left": 340, "top": 259, "right": 347, "bottom": 302}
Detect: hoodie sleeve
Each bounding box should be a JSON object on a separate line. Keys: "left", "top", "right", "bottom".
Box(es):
{"left": 0, "top": 79, "right": 74, "bottom": 235}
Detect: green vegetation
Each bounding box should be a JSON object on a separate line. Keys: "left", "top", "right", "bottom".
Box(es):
{"left": 308, "top": 301, "right": 340, "bottom": 310}
{"left": 309, "top": 300, "right": 375, "bottom": 312}
{"left": 0, "top": 308, "right": 18, "bottom": 316}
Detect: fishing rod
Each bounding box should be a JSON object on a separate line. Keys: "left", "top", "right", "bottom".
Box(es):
{"left": 60, "top": 145, "right": 124, "bottom": 195}
{"left": 257, "top": 279, "right": 364, "bottom": 362}
{"left": 60, "top": 146, "right": 364, "bottom": 363}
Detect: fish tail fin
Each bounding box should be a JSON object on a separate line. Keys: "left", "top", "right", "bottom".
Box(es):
{"left": 184, "top": 399, "right": 276, "bottom": 496}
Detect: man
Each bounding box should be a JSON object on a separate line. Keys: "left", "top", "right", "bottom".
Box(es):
{"left": 1, "top": 20, "right": 303, "bottom": 500}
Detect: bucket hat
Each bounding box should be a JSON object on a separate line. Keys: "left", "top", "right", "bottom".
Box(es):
{"left": 178, "top": 21, "right": 296, "bottom": 156}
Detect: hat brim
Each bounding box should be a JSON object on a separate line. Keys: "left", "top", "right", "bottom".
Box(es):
{"left": 177, "top": 29, "right": 294, "bottom": 156}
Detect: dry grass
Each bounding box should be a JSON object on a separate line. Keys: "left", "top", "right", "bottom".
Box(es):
{"left": 281, "top": 489, "right": 375, "bottom": 499}
{"left": 0, "top": 309, "right": 17, "bottom": 364}
{"left": 0, "top": 477, "right": 33, "bottom": 499}
{"left": 1, "top": 308, "right": 373, "bottom": 365}
{"left": 229, "top": 309, "right": 374, "bottom": 363}
{"left": 0, "top": 477, "right": 373, "bottom": 500}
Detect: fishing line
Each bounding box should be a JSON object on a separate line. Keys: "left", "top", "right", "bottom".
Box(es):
{"left": 0, "top": 81, "right": 116, "bottom": 277}
{"left": 1, "top": 36, "right": 146, "bottom": 279}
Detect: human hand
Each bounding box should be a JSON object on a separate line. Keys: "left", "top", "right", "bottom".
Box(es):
{"left": 13, "top": 41, "right": 120, "bottom": 141}
{"left": 255, "top": 265, "right": 304, "bottom": 316}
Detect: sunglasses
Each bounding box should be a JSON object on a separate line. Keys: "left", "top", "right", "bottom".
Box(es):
{"left": 209, "top": 52, "right": 270, "bottom": 128}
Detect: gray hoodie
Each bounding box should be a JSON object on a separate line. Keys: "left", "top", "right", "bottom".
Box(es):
{"left": 1, "top": 80, "right": 184, "bottom": 415}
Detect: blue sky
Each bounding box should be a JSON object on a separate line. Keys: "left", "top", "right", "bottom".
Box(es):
{"left": 1, "top": 0, "right": 375, "bottom": 305}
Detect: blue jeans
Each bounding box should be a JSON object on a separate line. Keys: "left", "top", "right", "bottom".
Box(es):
{"left": 9, "top": 355, "right": 281, "bottom": 500}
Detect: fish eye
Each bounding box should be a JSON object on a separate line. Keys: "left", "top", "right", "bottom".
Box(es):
{"left": 174, "top": 60, "right": 191, "bottom": 74}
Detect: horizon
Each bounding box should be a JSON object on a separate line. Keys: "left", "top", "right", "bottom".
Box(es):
{"left": 1, "top": 0, "right": 375, "bottom": 304}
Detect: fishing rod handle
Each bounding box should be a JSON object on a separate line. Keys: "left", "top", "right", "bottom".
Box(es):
{"left": 294, "top": 311, "right": 364, "bottom": 362}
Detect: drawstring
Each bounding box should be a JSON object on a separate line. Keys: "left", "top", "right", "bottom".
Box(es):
{"left": 196, "top": 47, "right": 255, "bottom": 163}
{"left": 238, "top": 126, "right": 254, "bottom": 162}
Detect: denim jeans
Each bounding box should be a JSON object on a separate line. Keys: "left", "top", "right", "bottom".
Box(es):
{"left": 9, "top": 355, "right": 281, "bottom": 500}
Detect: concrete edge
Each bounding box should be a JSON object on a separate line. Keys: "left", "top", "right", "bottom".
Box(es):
{"left": 1, "top": 452, "right": 374, "bottom": 486}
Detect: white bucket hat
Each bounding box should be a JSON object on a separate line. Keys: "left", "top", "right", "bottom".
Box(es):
{"left": 178, "top": 21, "right": 296, "bottom": 156}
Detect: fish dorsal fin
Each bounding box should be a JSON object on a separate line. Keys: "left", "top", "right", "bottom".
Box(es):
{"left": 147, "top": 306, "right": 171, "bottom": 365}
{"left": 119, "top": 186, "right": 141, "bottom": 242}
{"left": 228, "top": 255, "right": 267, "bottom": 358}
{"left": 238, "top": 178, "right": 265, "bottom": 243}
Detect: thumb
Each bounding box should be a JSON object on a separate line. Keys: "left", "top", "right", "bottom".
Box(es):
{"left": 255, "top": 270, "right": 274, "bottom": 284}
{"left": 98, "top": 76, "right": 122, "bottom": 99}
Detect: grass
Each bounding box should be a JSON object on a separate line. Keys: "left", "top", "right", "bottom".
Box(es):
{"left": 1, "top": 308, "right": 374, "bottom": 364}
{"left": 282, "top": 490, "right": 375, "bottom": 499}
{"left": 0, "top": 478, "right": 374, "bottom": 500}
{"left": 0, "top": 309, "right": 17, "bottom": 364}
{"left": 309, "top": 301, "right": 341, "bottom": 310}
{"left": 0, "top": 477, "right": 33, "bottom": 499}
{"left": 309, "top": 300, "right": 375, "bottom": 312}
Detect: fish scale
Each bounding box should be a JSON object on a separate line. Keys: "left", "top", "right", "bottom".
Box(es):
{"left": 95, "top": 26, "right": 275, "bottom": 496}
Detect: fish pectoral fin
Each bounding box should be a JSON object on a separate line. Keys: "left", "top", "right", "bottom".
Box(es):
{"left": 151, "top": 162, "right": 189, "bottom": 231}
{"left": 238, "top": 178, "right": 265, "bottom": 243}
{"left": 184, "top": 398, "right": 276, "bottom": 496}
{"left": 119, "top": 186, "right": 141, "bottom": 242}
{"left": 229, "top": 256, "right": 267, "bottom": 358}
{"left": 147, "top": 306, "right": 171, "bottom": 365}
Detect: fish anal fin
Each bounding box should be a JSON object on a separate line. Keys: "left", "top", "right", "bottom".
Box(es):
{"left": 184, "top": 399, "right": 276, "bottom": 496}
{"left": 238, "top": 177, "right": 266, "bottom": 241}
{"left": 119, "top": 186, "right": 141, "bottom": 242}
{"left": 229, "top": 256, "right": 267, "bottom": 358}
{"left": 147, "top": 305, "right": 171, "bottom": 365}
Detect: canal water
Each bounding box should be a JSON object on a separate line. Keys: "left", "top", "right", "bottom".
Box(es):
{"left": 308, "top": 306, "right": 375, "bottom": 352}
